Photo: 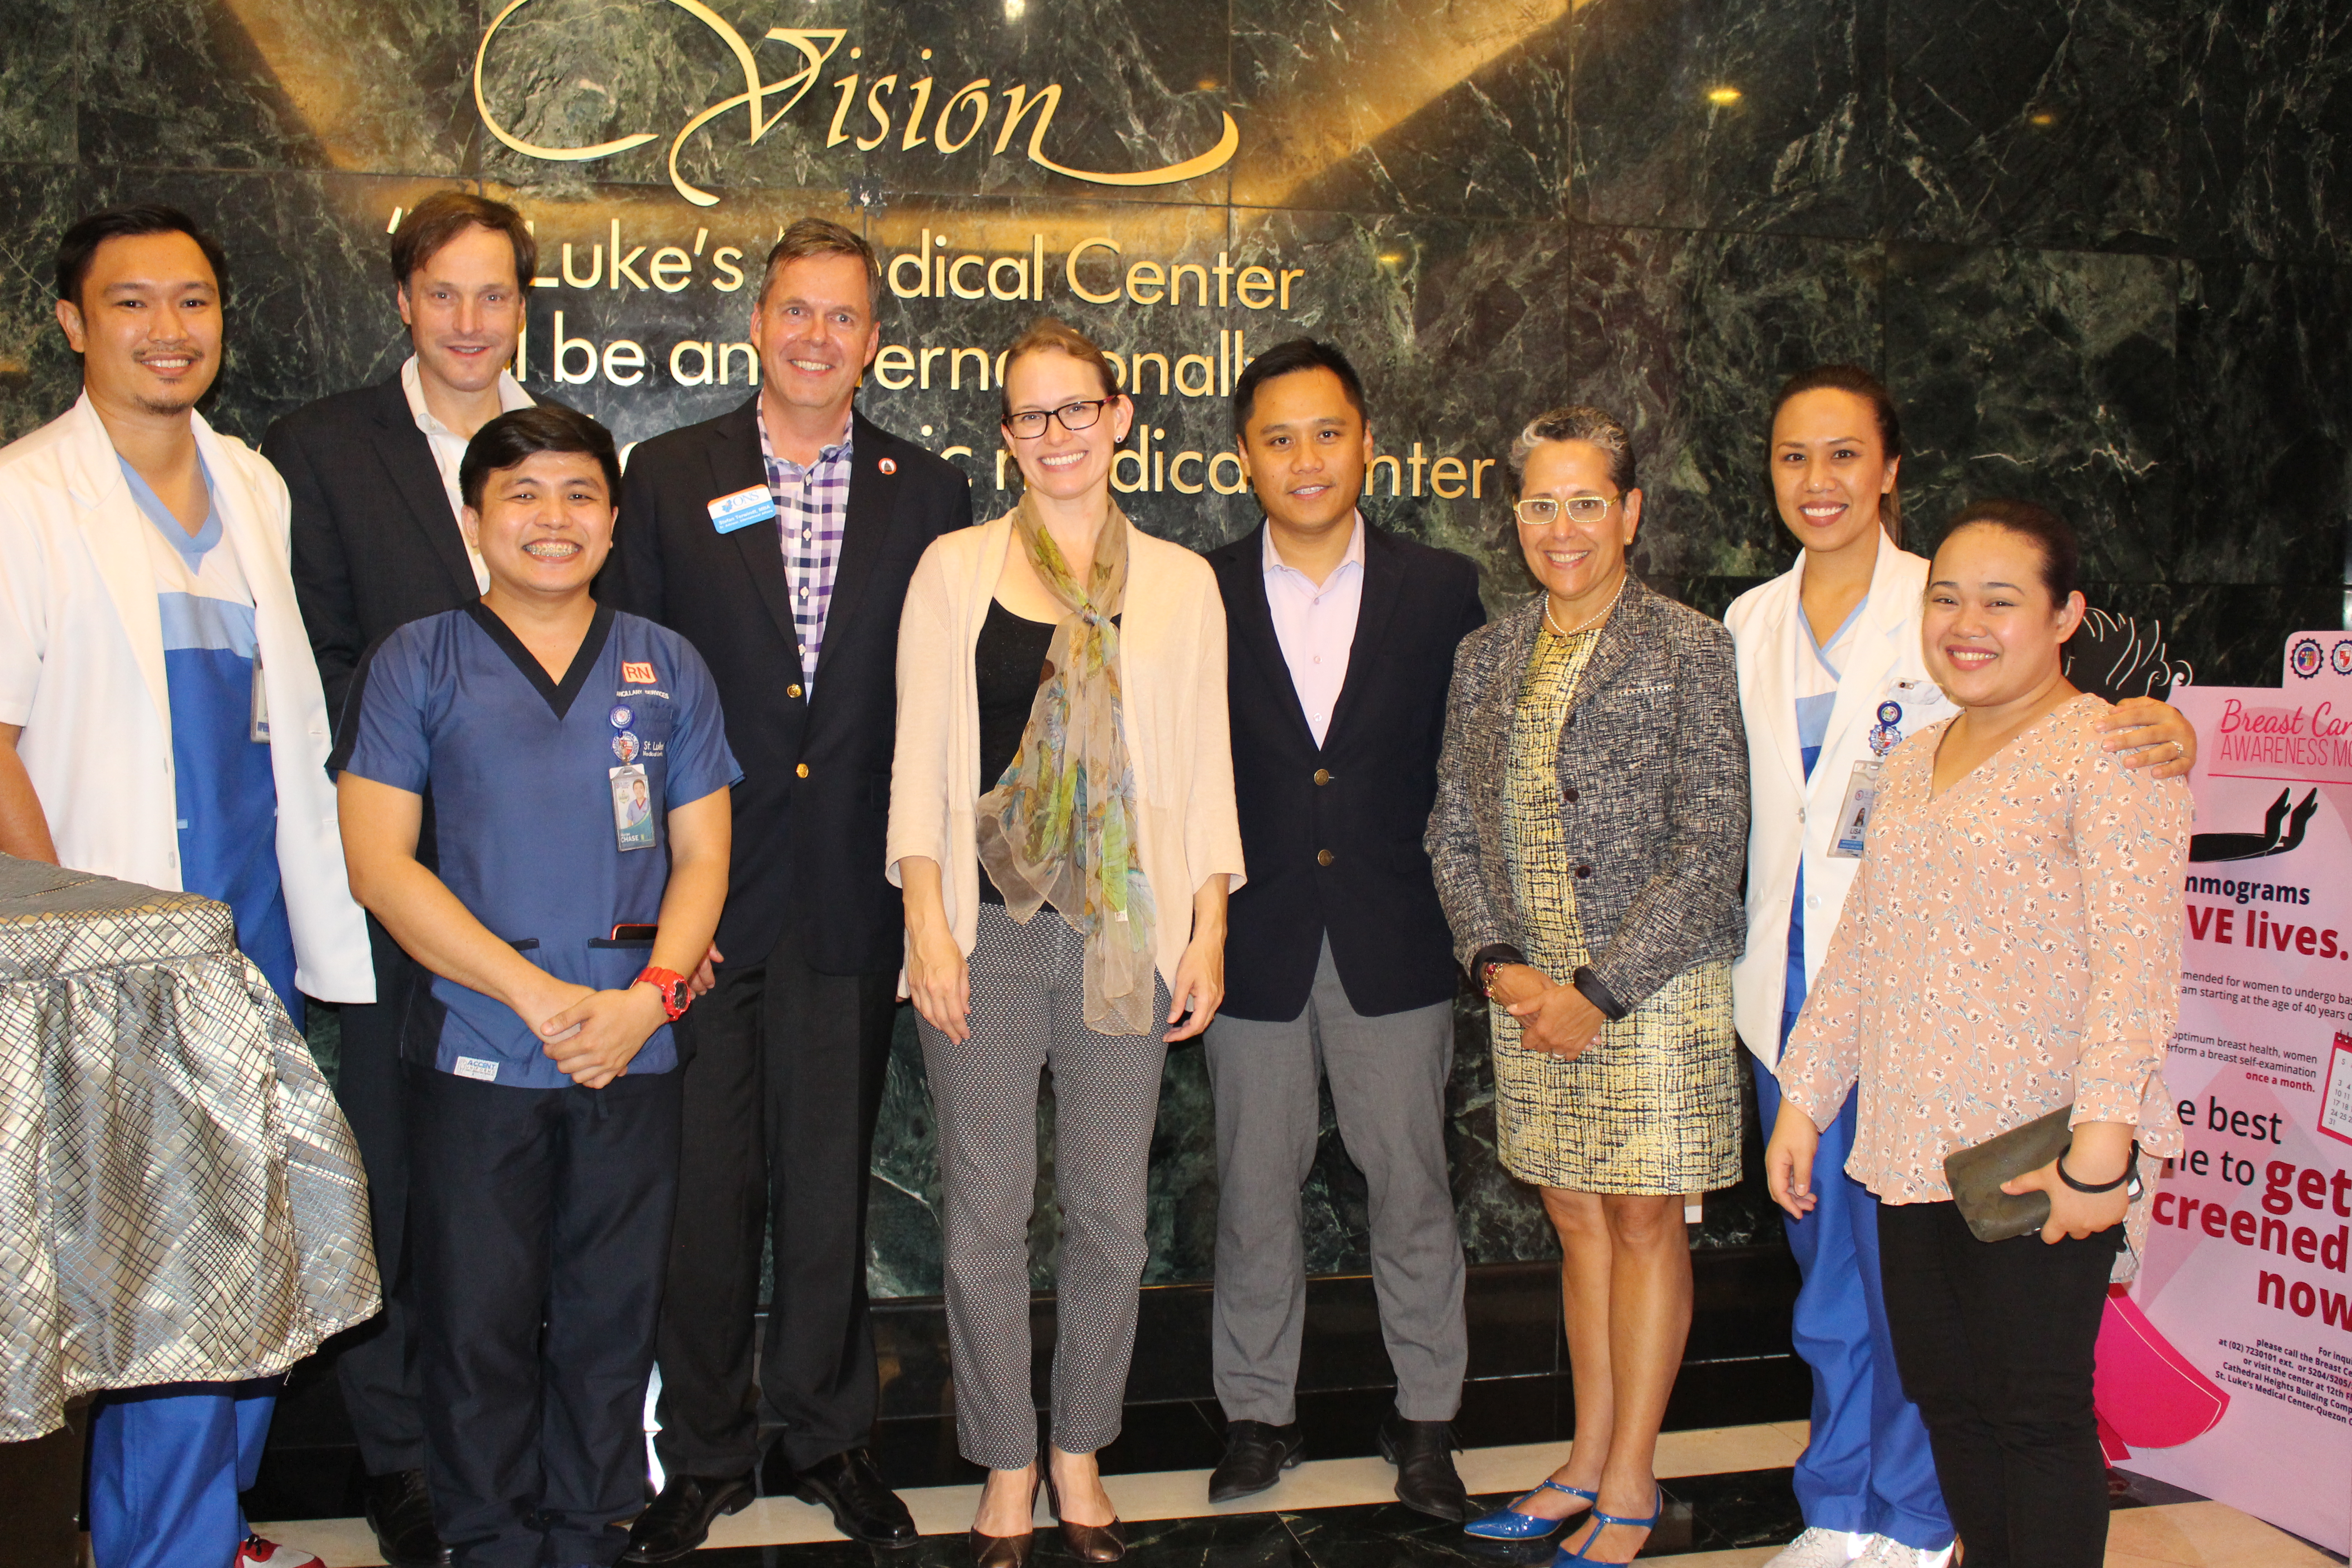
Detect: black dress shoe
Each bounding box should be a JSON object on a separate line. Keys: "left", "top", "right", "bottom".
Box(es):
{"left": 360, "top": 1469, "right": 449, "bottom": 1568}
{"left": 621, "top": 1471, "right": 756, "bottom": 1563}
{"left": 1207, "top": 1420, "right": 1305, "bottom": 1503}
{"left": 1377, "top": 1408, "right": 1475, "bottom": 1522}
{"left": 794, "top": 1447, "right": 917, "bottom": 1548}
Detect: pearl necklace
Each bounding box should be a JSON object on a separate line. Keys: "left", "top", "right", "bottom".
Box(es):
{"left": 1544, "top": 574, "right": 1627, "bottom": 638}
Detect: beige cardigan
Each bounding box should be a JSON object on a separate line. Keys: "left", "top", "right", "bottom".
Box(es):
{"left": 885, "top": 513, "right": 1247, "bottom": 984}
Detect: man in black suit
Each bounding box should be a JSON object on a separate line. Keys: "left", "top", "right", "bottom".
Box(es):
{"left": 1200, "top": 340, "right": 1485, "bottom": 1521}
{"left": 599, "top": 219, "right": 972, "bottom": 1561}
{"left": 263, "top": 188, "right": 544, "bottom": 1568}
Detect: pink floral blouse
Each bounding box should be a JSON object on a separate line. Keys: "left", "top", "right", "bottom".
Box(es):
{"left": 1778, "top": 694, "right": 2191, "bottom": 1204}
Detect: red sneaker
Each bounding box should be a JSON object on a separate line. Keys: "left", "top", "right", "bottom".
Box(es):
{"left": 236, "top": 1537, "right": 324, "bottom": 1568}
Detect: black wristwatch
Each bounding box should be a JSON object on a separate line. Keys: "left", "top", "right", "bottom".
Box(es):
{"left": 1571, "top": 966, "right": 1629, "bottom": 1022}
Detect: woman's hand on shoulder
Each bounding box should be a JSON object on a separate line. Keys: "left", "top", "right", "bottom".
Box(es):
{"left": 1500, "top": 968, "right": 1605, "bottom": 1058}
{"left": 2100, "top": 696, "right": 2196, "bottom": 779}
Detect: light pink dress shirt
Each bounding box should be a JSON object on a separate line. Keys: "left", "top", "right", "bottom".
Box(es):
{"left": 1261, "top": 514, "right": 1366, "bottom": 748}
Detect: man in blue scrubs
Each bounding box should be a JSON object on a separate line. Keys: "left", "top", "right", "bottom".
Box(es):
{"left": 336, "top": 406, "right": 738, "bottom": 1568}
{"left": 0, "top": 207, "right": 375, "bottom": 1568}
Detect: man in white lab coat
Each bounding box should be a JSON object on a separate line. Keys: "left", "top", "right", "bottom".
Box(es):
{"left": 0, "top": 205, "right": 372, "bottom": 1568}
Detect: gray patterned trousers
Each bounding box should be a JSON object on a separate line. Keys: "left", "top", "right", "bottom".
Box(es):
{"left": 918, "top": 903, "right": 1171, "bottom": 1471}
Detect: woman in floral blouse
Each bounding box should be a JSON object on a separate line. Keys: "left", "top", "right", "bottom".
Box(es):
{"left": 1766, "top": 499, "right": 2190, "bottom": 1568}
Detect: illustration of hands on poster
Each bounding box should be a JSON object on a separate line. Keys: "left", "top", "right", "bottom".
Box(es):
{"left": 2128, "top": 632, "right": 2352, "bottom": 1556}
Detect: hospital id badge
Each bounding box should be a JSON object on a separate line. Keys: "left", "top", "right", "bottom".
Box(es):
{"left": 1828, "top": 760, "right": 1880, "bottom": 858}
{"left": 609, "top": 764, "right": 657, "bottom": 852}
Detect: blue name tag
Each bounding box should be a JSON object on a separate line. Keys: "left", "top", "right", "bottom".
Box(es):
{"left": 707, "top": 486, "right": 777, "bottom": 534}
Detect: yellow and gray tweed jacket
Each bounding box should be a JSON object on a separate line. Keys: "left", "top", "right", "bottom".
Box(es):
{"left": 1425, "top": 576, "right": 1749, "bottom": 1010}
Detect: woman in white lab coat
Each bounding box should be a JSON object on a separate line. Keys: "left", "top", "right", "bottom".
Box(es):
{"left": 1725, "top": 364, "right": 2196, "bottom": 1568}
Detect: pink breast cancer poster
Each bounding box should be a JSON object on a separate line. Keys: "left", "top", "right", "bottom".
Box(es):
{"left": 2118, "top": 631, "right": 2352, "bottom": 1553}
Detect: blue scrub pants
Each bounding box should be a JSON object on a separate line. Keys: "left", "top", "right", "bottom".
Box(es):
{"left": 1757, "top": 1041, "right": 1951, "bottom": 1551}
{"left": 88, "top": 1378, "right": 276, "bottom": 1568}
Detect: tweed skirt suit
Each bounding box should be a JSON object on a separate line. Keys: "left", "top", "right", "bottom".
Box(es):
{"left": 1427, "top": 579, "right": 1750, "bottom": 1194}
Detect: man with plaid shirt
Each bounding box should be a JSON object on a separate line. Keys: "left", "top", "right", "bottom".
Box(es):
{"left": 598, "top": 218, "right": 972, "bottom": 1561}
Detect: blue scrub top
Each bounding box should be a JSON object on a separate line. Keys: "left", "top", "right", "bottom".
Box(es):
{"left": 334, "top": 602, "right": 741, "bottom": 1088}
{"left": 121, "top": 458, "right": 300, "bottom": 1026}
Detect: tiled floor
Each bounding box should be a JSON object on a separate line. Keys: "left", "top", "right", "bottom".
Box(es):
{"left": 252, "top": 1423, "right": 2344, "bottom": 1567}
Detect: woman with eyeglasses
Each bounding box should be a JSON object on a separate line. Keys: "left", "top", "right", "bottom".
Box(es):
{"left": 887, "top": 318, "right": 1245, "bottom": 1568}
{"left": 1429, "top": 406, "right": 1747, "bottom": 1567}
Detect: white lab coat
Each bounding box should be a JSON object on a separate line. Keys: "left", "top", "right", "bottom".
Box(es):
{"left": 0, "top": 394, "right": 372, "bottom": 1002}
{"left": 1725, "top": 533, "right": 1952, "bottom": 1068}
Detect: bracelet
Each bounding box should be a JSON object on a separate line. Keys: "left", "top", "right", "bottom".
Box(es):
{"left": 1481, "top": 960, "right": 1509, "bottom": 999}
{"left": 2057, "top": 1141, "right": 2139, "bottom": 1195}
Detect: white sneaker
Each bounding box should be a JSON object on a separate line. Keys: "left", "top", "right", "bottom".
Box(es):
{"left": 235, "top": 1537, "right": 324, "bottom": 1568}
{"left": 1764, "top": 1528, "right": 1870, "bottom": 1568}
{"left": 1857, "top": 1539, "right": 1954, "bottom": 1568}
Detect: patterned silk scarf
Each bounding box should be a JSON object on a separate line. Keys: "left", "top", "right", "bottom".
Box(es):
{"left": 975, "top": 495, "right": 1160, "bottom": 1035}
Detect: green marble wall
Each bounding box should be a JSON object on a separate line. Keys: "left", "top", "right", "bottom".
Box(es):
{"left": 4, "top": 0, "right": 2348, "bottom": 1293}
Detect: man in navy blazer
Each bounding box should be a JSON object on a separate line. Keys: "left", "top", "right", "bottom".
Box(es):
{"left": 1200, "top": 340, "right": 1486, "bottom": 1520}
{"left": 265, "top": 188, "right": 548, "bottom": 1568}
{"left": 598, "top": 220, "right": 971, "bottom": 1561}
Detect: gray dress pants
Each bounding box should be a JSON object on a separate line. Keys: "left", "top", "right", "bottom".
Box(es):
{"left": 918, "top": 903, "right": 1171, "bottom": 1471}
{"left": 1204, "top": 937, "right": 1467, "bottom": 1425}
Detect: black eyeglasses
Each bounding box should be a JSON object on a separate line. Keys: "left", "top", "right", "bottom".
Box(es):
{"left": 1004, "top": 399, "right": 1109, "bottom": 439}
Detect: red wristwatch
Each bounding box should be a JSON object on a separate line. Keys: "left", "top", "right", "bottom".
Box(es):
{"left": 636, "top": 966, "right": 691, "bottom": 1021}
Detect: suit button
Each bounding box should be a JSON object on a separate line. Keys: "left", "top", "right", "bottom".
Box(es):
{"left": 1574, "top": 864, "right": 1592, "bottom": 878}
{"left": 787, "top": 684, "right": 804, "bottom": 699}
{"left": 1564, "top": 788, "right": 1579, "bottom": 803}
{"left": 1313, "top": 768, "right": 1332, "bottom": 785}
{"left": 796, "top": 763, "right": 810, "bottom": 778}
{"left": 1316, "top": 849, "right": 1335, "bottom": 867}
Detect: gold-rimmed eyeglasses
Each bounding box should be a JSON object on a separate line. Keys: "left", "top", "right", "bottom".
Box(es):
{"left": 1004, "top": 399, "right": 1109, "bottom": 440}
{"left": 1514, "top": 494, "right": 1619, "bottom": 526}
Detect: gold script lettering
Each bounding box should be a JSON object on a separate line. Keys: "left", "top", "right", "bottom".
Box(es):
{"left": 474, "top": 5, "right": 1235, "bottom": 202}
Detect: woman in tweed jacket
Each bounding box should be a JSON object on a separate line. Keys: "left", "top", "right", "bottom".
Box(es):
{"left": 1430, "top": 407, "right": 1748, "bottom": 1567}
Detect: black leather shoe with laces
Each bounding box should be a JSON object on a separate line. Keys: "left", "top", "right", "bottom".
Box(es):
{"left": 361, "top": 1469, "right": 449, "bottom": 1568}
{"left": 1206, "top": 1420, "right": 1306, "bottom": 1504}
{"left": 793, "top": 1447, "right": 917, "bottom": 1548}
{"left": 620, "top": 1471, "right": 756, "bottom": 1563}
{"left": 1377, "top": 1408, "right": 1475, "bottom": 1523}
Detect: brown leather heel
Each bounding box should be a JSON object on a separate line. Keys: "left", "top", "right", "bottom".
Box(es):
{"left": 1057, "top": 1518, "right": 1127, "bottom": 1562}
{"left": 1044, "top": 1470, "right": 1127, "bottom": 1562}
{"left": 967, "top": 1472, "right": 1041, "bottom": 1567}
{"left": 965, "top": 1527, "right": 1034, "bottom": 1568}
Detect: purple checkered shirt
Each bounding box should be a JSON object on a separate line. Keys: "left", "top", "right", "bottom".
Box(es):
{"left": 756, "top": 406, "right": 853, "bottom": 697}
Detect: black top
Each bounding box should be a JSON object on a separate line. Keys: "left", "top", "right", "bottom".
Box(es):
{"left": 596, "top": 399, "right": 975, "bottom": 972}
{"left": 975, "top": 599, "right": 1056, "bottom": 906}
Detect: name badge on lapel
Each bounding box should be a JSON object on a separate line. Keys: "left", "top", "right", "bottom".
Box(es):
{"left": 708, "top": 486, "right": 778, "bottom": 534}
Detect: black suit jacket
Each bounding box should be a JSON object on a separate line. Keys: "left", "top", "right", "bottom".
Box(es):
{"left": 1209, "top": 522, "right": 1486, "bottom": 1021}
{"left": 264, "top": 373, "right": 489, "bottom": 724}
{"left": 597, "top": 398, "right": 972, "bottom": 972}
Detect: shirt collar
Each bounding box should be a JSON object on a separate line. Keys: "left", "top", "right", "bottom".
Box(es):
{"left": 756, "top": 402, "right": 855, "bottom": 471}
{"left": 400, "top": 353, "right": 533, "bottom": 439}
{"left": 1261, "top": 512, "right": 1366, "bottom": 584}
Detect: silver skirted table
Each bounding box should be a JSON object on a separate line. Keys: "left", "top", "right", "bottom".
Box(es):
{"left": 0, "top": 855, "right": 379, "bottom": 1441}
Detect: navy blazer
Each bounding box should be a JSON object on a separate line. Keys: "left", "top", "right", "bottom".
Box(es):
{"left": 1207, "top": 522, "right": 1486, "bottom": 1021}
{"left": 596, "top": 398, "right": 973, "bottom": 972}
{"left": 265, "top": 373, "right": 493, "bottom": 725}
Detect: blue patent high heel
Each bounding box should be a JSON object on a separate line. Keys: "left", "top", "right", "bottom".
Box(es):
{"left": 1551, "top": 1490, "right": 1662, "bottom": 1567}
{"left": 1461, "top": 1480, "right": 1598, "bottom": 1540}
